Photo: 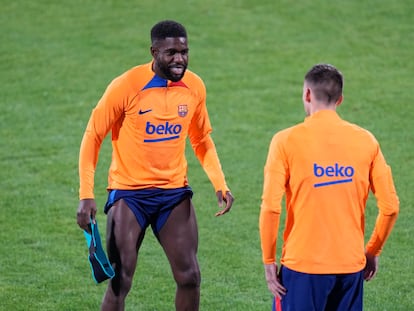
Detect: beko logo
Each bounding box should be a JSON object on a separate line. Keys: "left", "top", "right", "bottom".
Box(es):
{"left": 144, "top": 121, "right": 182, "bottom": 142}
{"left": 313, "top": 163, "right": 354, "bottom": 187}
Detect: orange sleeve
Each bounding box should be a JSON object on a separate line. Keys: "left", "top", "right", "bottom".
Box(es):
{"left": 365, "top": 213, "right": 398, "bottom": 256}
{"left": 259, "top": 133, "right": 287, "bottom": 264}
{"left": 192, "top": 135, "right": 229, "bottom": 193}
{"left": 259, "top": 207, "right": 281, "bottom": 264}
{"left": 78, "top": 121, "right": 101, "bottom": 199}
{"left": 366, "top": 147, "right": 399, "bottom": 255}
{"left": 78, "top": 76, "right": 130, "bottom": 199}
{"left": 188, "top": 82, "right": 229, "bottom": 193}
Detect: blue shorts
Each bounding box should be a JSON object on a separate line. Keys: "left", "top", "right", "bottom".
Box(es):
{"left": 104, "top": 187, "right": 193, "bottom": 235}
{"left": 272, "top": 266, "right": 364, "bottom": 311}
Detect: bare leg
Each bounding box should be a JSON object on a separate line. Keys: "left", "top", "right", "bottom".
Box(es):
{"left": 158, "top": 198, "right": 201, "bottom": 311}
{"left": 101, "top": 199, "right": 145, "bottom": 311}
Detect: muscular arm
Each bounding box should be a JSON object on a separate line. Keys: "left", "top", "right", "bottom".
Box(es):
{"left": 187, "top": 86, "right": 233, "bottom": 214}
{"left": 77, "top": 76, "right": 129, "bottom": 229}
{"left": 191, "top": 132, "right": 235, "bottom": 216}
{"left": 78, "top": 118, "right": 105, "bottom": 200}
{"left": 259, "top": 134, "right": 287, "bottom": 264}
{"left": 363, "top": 165, "right": 398, "bottom": 281}
{"left": 366, "top": 148, "right": 399, "bottom": 256}
{"left": 191, "top": 135, "right": 229, "bottom": 193}
{"left": 187, "top": 85, "right": 229, "bottom": 194}
{"left": 77, "top": 120, "right": 103, "bottom": 229}
{"left": 79, "top": 76, "right": 128, "bottom": 199}
{"left": 260, "top": 134, "right": 288, "bottom": 297}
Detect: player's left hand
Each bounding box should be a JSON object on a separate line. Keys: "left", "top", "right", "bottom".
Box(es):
{"left": 215, "top": 190, "right": 234, "bottom": 216}
{"left": 364, "top": 252, "right": 379, "bottom": 281}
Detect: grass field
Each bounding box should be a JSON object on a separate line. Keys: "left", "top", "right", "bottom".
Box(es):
{"left": 1, "top": 0, "right": 413, "bottom": 310}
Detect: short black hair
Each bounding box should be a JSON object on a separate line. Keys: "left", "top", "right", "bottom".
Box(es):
{"left": 151, "top": 20, "right": 187, "bottom": 43}
{"left": 305, "top": 64, "right": 343, "bottom": 104}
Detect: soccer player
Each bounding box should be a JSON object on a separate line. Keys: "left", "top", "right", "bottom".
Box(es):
{"left": 76, "top": 20, "right": 234, "bottom": 311}
{"left": 259, "top": 64, "right": 399, "bottom": 311}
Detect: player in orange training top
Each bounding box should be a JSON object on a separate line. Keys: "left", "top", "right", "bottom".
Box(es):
{"left": 259, "top": 64, "right": 399, "bottom": 311}
{"left": 77, "top": 20, "right": 234, "bottom": 311}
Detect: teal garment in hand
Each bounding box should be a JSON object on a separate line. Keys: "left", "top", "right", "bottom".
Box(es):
{"left": 83, "top": 219, "right": 115, "bottom": 283}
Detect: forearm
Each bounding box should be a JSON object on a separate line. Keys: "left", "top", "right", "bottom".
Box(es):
{"left": 79, "top": 129, "right": 101, "bottom": 199}
{"left": 366, "top": 212, "right": 398, "bottom": 256}
{"left": 193, "top": 135, "right": 228, "bottom": 192}
{"left": 259, "top": 207, "right": 281, "bottom": 264}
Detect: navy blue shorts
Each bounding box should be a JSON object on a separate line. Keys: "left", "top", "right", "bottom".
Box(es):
{"left": 272, "top": 266, "right": 364, "bottom": 311}
{"left": 104, "top": 187, "right": 193, "bottom": 235}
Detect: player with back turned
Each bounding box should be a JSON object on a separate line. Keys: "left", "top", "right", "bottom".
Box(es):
{"left": 259, "top": 64, "right": 399, "bottom": 311}
{"left": 76, "top": 20, "right": 234, "bottom": 311}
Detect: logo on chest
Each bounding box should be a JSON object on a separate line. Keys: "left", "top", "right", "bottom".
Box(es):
{"left": 178, "top": 105, "right": 188, "bottom": 117}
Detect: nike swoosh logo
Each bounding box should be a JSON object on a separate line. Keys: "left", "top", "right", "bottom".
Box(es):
{"left": 138, "top": 109, "right": 152, "bottom": 115}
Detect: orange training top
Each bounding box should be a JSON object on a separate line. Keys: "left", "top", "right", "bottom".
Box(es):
{"left": 259, "top": 110, "right": 399, "bottom": 274}
{"left": 79, "top": 62, "right": 228, "bottom": 199}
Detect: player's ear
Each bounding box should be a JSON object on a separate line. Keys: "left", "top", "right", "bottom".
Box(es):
{"left": 336, "top": 94, "right": 344, "bottom": 107}
{"left": 304, "top": 87, "right": 311, "bottom": 103}
{"left": 150, "top": 46, "right": 157, "bottom": 58}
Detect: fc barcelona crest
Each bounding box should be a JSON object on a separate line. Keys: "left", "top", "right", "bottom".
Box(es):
{"left": 178, "top": 105, "right": 188, "bottom": 117}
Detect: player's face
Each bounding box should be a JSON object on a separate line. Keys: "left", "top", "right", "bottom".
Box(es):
{"left": 151, "top": 37, "right": 189, "bottom": 82}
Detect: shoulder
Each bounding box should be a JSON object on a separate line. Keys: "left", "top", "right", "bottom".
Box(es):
{"left": 112, "top": 63, "right": 153, "bottom": 90}
{"left": 181, "top": 69, "right": 206, "bottom": 96}
{"left": 182, "top": 68, "right": 205, "bottom": 86}
{"left": 341, "top": 118, "right": 380, "bottom": 145}
{"left": 270, "top": 123, "right": 302, "bottom": 149}
{"left": 273, "top": 122, "right": 304, "bottom": 141}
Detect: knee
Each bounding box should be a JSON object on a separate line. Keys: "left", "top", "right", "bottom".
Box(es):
{"left": 175, "top": 266, "right": 201, "bottom": 289}
{"left": 109, "top": 267, "right": 134, "bottom": 297}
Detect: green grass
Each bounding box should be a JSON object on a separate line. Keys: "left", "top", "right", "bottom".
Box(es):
{"left": 1, "top": 0, "right": 413, "bottom": 310}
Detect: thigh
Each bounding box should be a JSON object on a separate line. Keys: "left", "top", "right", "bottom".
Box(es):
{"left": 106, "top": 199, "right": 145, "bottom": 276}
{"left": 158, "top": 198, "right": 199, "bottom": 272}
{"left": 326, "top": 271, "right": 364, "bottom": 311}
{"left": 280, "top": 266, "right": 335, "bottom": 311}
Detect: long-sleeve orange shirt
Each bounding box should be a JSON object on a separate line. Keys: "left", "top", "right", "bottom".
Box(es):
{"left": 79, "top": 62, "right": 228, "bottom": 199}
{"left": 259, "top": 110, "right": 399, "bottom": 274}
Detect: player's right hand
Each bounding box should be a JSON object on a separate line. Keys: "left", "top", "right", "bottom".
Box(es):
{"left": 77, "top": 198, "right": 97, "bottom": 231}
{"left": 264, "top": 263, "right": 286, "bottom": 300}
